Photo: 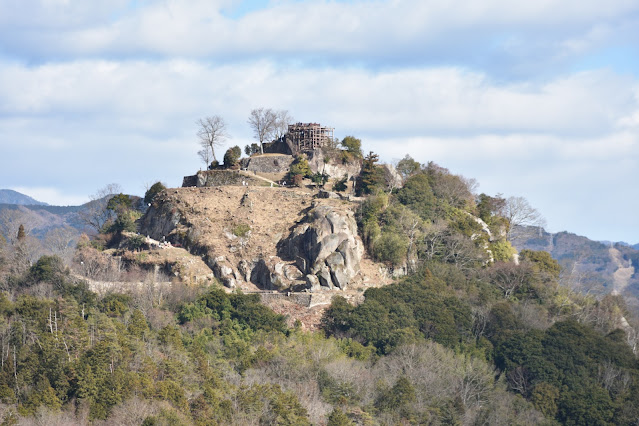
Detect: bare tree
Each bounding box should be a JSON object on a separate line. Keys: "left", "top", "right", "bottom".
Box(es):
{"left": 0, "top": 208, "right": 39, "bottom": 244}
{"left": 197, "top": 149, "right": 212, "bottom": 168}
{"left": 248, "top": 108, "right": 279, "bottom": 154}
{"left": 488, "top": 261, "right": 534, "bottom": 299}
{"left": 503, "top": 196, "right": 546, "bottom": 239}
{"left": 196, "top": 115, "right": 228, "bottom": 165}
{"left": 274, "top": 110, "right": 293, "bottom": 139}
{"left": 78, "top": 183, "right": 121, "bottom": 233}
{"left": 10, "top": 234, "right": 42, "bottom": 275}
{"left": 44, "top": 226, "right": 79, "bottom": 263}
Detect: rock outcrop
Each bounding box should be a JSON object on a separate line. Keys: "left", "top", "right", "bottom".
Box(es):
{"left": 306, "top": 149, "right": 362, "bottom": 180}
{"left": 283, "top": 204, "right": 364, "bottom": 290}
{"left": 137, "top": 186, "right": 367, "bottom": 293}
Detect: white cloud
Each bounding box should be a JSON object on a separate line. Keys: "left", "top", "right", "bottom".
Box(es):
{"left": 1, "top": 0, "right": 638, "bottom": 79}
{"left": 1, "top": 58, "right": 639, "bottom": 242}
{"left": 1, "top": 60, "right": 634, "bottom": 137}
{"left": 1, "top": 0, "right": 638, "bottom": 243}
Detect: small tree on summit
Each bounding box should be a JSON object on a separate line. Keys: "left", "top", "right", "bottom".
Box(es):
{"left": 502, "top": 196, "right": 546, "bottom": 239}
{"left": 196, "top": 115, "right": 228, "bottom": 166}
{"left": 223, "top": 146, "right": 242, "bottom": 168}
{"left": 144, "top": 182, "right": 166, "bottom": 205}
{"left": 248, "top": 108, "right": 278, "bottom": 155}
{"left": 341, "top": 136, "right": 362, "bottom": 158}
{"left": 248, "top": 108, "right": 292, "bottom": 154}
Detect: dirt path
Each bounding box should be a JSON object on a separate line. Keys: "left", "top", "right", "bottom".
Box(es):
{"left": 609, "top": 247, "right": 635, "bottom": 295}
{"left": 239, "top": 170, "right": 279, "bottom": 186}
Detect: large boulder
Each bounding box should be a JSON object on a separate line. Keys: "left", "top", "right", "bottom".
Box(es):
{"left": 284, "top": 203, "right": 363, "bottom": 290}
{"left": 306, "top": 148, "right": 362, "bottom": 180}
{"left": 137, "top": 196, "right": 181, "bottom": 241}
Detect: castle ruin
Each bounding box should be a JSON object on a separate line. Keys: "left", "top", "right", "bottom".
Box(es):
{"left": 287, "top": 122, "right": 334, "bottom": 151}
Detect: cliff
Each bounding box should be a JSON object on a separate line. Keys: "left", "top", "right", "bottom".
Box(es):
{"left": 138, "top": 186, "right": 388, "bottom": 294}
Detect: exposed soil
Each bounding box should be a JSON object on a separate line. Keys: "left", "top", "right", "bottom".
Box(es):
{"left": 610, "top": 247, "right": 635, "bottom": 295}
{"left": 141, "top": 185, "right": 392, "bottom": 329}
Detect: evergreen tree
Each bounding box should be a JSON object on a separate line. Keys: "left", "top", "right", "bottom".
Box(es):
{"left": 17, "top": 224, "right": 25, "bottom": 241}
{"left": 327, "top": 407, "right": 355, "bottom": 426}
{"left": 144, "top": 182, "right": 166, "bottom": 205}
{"left": 356, "top": 151, "right": 384, "bottom": 196}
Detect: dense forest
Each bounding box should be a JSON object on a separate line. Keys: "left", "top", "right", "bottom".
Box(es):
{"left": 0, "top": 153, "right": 637, "bottom": 425}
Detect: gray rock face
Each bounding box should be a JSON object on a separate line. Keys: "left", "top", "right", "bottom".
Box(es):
{"left": 306, "top": 148, "right": 362, "bottom": 180}
{"left": 210, "top": 256, "right": 237, "bottom": 288}
{"left": 139, "top": 189, "right": 363, "bottom": 293}
{"left": 285, "top": 203, "right": 363, "bottom": 290}
{"left": 137, "top": 199, "right": 181, "bottom": 241}
{"left": 381, "top": 163, "right": 403, "bottom": 191}
{"left": 250, "top": 257, "right": 290, "bottom": 290}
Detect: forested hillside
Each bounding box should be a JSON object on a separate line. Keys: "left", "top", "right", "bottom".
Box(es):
{"left": 0, "top": 155, "right": 637, "bottom": 425}
{"left": 513, "top": 226, "right": 639, "bottom": 315}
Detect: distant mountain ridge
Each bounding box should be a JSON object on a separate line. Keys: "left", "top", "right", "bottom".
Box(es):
{"left": 0, "top": 189, "right": 48, "bottom": 206}
{"left": 512, "top": 226, "right": 639, "bottom": 313}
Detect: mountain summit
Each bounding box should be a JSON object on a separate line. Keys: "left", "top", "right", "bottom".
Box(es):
{"left": 0, "top": 189, "right": 48, "bottom": 206}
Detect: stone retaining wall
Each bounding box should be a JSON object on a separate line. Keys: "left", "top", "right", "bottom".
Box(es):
{"left": 257, "top": 291, "right": 335, "bottom": 308}
{"left": 182, "top": 170, "right": 267, "bottom": 187}
{"left": 246, "top": 154, "right": 294, "bottom": 174}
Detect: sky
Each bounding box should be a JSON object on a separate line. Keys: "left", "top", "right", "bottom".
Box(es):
{"left": 1, "top": 0, "right": 638, "bottom": 243}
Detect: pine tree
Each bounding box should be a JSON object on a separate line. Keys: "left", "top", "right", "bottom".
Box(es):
{"left": 356, "top": 152, "right": 384, "bottom": 196}
{"left": 16, "top": 224, "right": 25, "bottom": 241}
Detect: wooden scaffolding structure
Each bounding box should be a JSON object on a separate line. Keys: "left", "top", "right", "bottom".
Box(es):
{"left": 287, "top": 123, "right": 334, "bottom": 150}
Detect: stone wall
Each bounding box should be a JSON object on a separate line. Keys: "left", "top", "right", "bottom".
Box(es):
{"left": 182, "top": 170, "right": 266, "bottom": 187}
{"left": 245, "top": 154, "right": 294, "bottom": 174}
{"left": 258, "top": 291, "right": 334, "bottom": 308}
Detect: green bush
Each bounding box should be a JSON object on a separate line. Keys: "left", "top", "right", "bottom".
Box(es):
{"left": 519, "top": 249, "right": 561, "bottom": 278}
{"left": 340, "top": 136, "right": 362, "bottom": 159}
{"left": 232, "top": 223, "right": 251, "bottom": 237}
{"left": 223, "top": 146, "right": 242, "bottom": 168}
{"left": 289, "top": 155, "right": 311, "bottom": 179}
{"left": 373, "top": 232, "right": 408, "bottom": 266}
{"left": 489, "top": 240, "right": 517, "bottom": 262}
{"left": 29, "top": 255, "right": 66, "bottom": 284}
{"left": 144, "top": 182, "right": 166, "bottom": 205}
{"left": 333, "top": 175, "right": 348, "bottom": 192}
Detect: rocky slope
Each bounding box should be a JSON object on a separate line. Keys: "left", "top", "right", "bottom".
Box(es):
{"left": 138, "top": 186, "right": 388, "bottom": 295}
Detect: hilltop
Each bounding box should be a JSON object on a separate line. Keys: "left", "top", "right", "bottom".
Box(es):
{"left": 0, "top": 189, "right": 48, "bottom": 206}
{"left": 1, "top": 131, "right": 638, "bottom": 425}
{"left": 135, "top": 184, "right": 391, "bottom": 327}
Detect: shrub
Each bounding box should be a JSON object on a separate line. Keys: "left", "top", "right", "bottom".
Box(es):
{"left": 373, "top": 232, "right": 408, "bottom": 266}
{"left": 232, "top": 223, "right": 251, "bottom": 238}
{"left": 292, "top": 174, "right": 304, "bottom": 187}
{"left": 29, "top": 255, "right": 66, "bottom": 284}
{"left": 244, "top": 143, "right": 260, "bottom": 156}
{"left": 223, "top": 146, "right": 242, "bottom": 168}
{"left": 490, "top": 240, "right": 517, "bottom": 262}
{"left": 289, "top": 155, "right": 311, "bottom": 179}
{"left": 144, "top": 182, "right": 166, "bottom": 205}
{"left": 340, "top": 136, "right": 362, "bottom": 158}
{"left": 310, "top": 172, "right": 329, "bottom": 186}
{"left": 333, "top": 175, "right": 348, "bottom": 192}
